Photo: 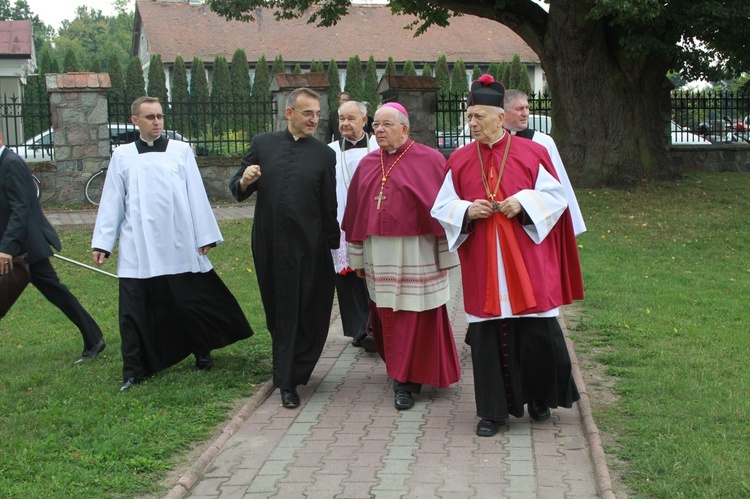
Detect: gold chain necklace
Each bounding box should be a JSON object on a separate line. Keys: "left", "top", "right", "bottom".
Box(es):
{"left": 478, "top": 133, "right": 511, "bottom": 212}
{"left": 374, "top": 139, "right": 415, "bottom": 210}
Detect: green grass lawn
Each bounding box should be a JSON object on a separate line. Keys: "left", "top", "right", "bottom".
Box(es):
{"left": 0, "top": 219, "right": 271, "bottom": 498}
{"left": 570, "top": 172, "right": 749, "bottom": 498}
{"left": 1, "top": 173, "right": 748, "bottom": 497}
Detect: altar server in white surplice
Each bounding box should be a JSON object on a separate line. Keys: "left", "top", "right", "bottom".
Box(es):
{"left": 92, "top": 97, "right": 253, "bottom": 392}
{"left": 328, "top": 100, "right": 379, "bottom": 352}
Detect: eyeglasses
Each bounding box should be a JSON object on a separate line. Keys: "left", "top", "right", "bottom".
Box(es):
{"left": 291, "top": 108, "right": 322, "bottom": 119}
{"left": 372, "top": 121, "right": 401, "bottom": 129}
{"left": 140, "top": 114, "right": 165, "bottom": 121}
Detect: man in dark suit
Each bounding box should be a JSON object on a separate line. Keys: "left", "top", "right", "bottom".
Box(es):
{"left": 0, "top": 130, "right": 105, "bottom": 363}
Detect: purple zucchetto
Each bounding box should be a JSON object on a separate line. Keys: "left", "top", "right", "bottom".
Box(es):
{"left": 467, "top": 74, "right": 505, "bottom": 108}
{"left": 381, "top": 102, "right": 409, "bottom": 118}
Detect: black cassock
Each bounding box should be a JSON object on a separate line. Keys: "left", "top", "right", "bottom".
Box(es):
{"left": 230, "top": 130, "right": 339, "bottom": 390}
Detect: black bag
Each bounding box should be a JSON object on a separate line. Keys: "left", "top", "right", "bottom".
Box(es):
{"left": 0, "top": 254, "right": 31, "bottom": 319}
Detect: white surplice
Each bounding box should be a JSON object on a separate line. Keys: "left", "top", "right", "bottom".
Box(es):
{"left": 513, "top": 130, "right": 587, "bottom": 236}
{"left": 328, "top": 134, "right": 379, "bottom": 273}
{"left": 92, "top": 140, "right": 221, "bottom": 278}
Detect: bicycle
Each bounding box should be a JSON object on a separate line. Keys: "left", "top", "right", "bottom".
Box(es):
{"left": 85, "top": 167, "right": 108, "bottom": 205}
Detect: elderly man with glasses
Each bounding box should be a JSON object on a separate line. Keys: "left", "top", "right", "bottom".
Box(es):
{"left": 230, "top": 87, "right": 339, "bottom": 409}
{"left": 341, "top": 102, "right": 461, "bottom": 411}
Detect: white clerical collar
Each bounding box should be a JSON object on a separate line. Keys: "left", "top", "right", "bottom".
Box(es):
{"left": 140, "top": 135, "right": 157, "bottom": 146}
{"left": 488, "top": 130, "right": 507, "bottom": 148}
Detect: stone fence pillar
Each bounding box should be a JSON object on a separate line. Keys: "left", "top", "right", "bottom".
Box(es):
{"left": 45, "top": 72, "right": 111, "bottom": 203}
{"left": 376, "top": 75, "right": 441, "bottom": 148}
{"left": 270, "top": 72, "right": 331, "bottom": 143}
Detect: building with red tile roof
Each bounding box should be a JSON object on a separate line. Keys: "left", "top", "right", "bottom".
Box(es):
{"left": 132, "top": 0, "right": 543, "bottom": 96}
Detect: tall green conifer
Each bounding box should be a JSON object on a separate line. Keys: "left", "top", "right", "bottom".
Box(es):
{"left": 189, "top": 57, "right": 210, "bottom": 137}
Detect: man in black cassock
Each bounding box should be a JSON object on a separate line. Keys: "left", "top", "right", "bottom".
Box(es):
{"left": 230, "top": 87, "right": 339, "bottom": 409}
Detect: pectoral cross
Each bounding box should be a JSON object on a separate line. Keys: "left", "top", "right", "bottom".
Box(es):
{"left": 375, "top": 186, "right": 387, "bottom": 210}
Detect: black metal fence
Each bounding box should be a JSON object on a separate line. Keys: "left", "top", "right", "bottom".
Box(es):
{"left": 108, "top": 96, "right": 276, "bottom": 156}
{"left": 3, "top": 88, "right": 749, "bottom": 161}
{"left": 436, "top": 91, "right": 551, "bottom": 149}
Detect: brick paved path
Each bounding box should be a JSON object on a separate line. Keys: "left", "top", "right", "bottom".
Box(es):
{"left": 46, "top": 205, "right": 613, "bottom": 499}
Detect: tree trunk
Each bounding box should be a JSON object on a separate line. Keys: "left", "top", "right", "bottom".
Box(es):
{"left": 538, "top": 0, "right": 679, "bottom": 187}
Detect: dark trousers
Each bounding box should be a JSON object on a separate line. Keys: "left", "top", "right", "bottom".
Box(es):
{"left": 29, "top": 257, "right": 103, "bottom": 350}
{"left": 334, "top": 271, "right": 371, "bottom": 339}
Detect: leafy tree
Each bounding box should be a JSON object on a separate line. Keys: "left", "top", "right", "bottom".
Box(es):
{"left": 472, "top": 65, "right": 483, "bottom": 82}
{"left": 251, "top": 55, "right": 272, "bottom": 135}
{"left": 499, "top": 62, "right": 510, "bottom": 89}
{"left": 384, "top": 56, "right": 396, "bottom": 76}
{"left": 170, "top": 55, "right": 190, "bottom": 135}
{"left": 107, "top": 53, "right": 128, "bottom": 123}
{"left": 421, "top": 64, "right": 432, "bottom": 77}
{"left": 211, "top": 55, "right": 232, "bottom": 135}
{"left": 325, "top": 59, "right": 341, "bottom": 111}
{"left": 207, "top": 0, "right": 750, "bottom": 184}
{"left": 39, "top": 48, "right": 58, "bottom": 74}
{"left": 63, "top": 48, "right": 79, "bottom": 72}
{"left": 434, "top": 55, "right": 450, "bottom": 96}
{"left": 147, "top": 54, "right": 168, "bottom": 105}
{"left": 124, "top": 56, "right": 146, "bottom": 106}
{"left": 486, "top": 62, "right": 500, "bottom": 82}
{"left": 231, "top": 49, "right": 252, "bottom": 100}
{"left": 344, "top": 55, "right": 363, "bottom": 101}
{"left": 451, "top": 59, "right": 468, "bottom": 96}
{"left": 310, "top": 60, "right": 325, "bottom": 73}
{"left": 363, "top": 55, "right": 380, "bottom": 107}
{"left": 292, "top": 63, "right": 303, "bottom": 74}
{"left": 272, "top": 54, "right": 285, "bottom": 75}
{"left": 53, "top": 5, "right": 133, "bottom": 80}
{"left": 508, "top": 54, "right": 532, "bottom": 95}
{"left": 402, "top": 60, "right": 417, "bottom": 76}
{"left": 88, "top": 59, "right": 101, "bottom": 72}
{"left": 22, "top": 74, "right": 49, "bottom": 140}
{"left": 230, "top": 49, "right": 252, "bottom": 134}
{"left": 189, "top": 57, "right": 210, "bottom": 137}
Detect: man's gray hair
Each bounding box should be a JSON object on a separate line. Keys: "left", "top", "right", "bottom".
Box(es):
{"left": 339, "top": 101, "right": 368, "bottom": 117}
{"left": 504, "top": 89, "right": 528, "bottom": 107}
{"left": 131, "top": 96, "right": 160, "bottom": 116}
{"left": 286, "top": 87, "right": 321, "bottom": 109}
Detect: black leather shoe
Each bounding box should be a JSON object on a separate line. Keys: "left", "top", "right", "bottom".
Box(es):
{"left": 351, "top": 334, "right": 366, "bottom": 347}
{"left": 120, "top": 377, "right": 143, "bottom": 392}
{"left": 476, "top": 418, "right": 504, "bottom": 437}
{"left": 528, "top": 398, "right": 551, "bottom": 422}
{"left": 362, "top": 335, "right": 377, "bottom": 353}
{"left": 394, "top": 390, "right": 414, "bottom": 410}
{"left": 281, "top": 387, "right": 300, "bottom": 408}
{"left": 195, "top": 353, "right": 214, "bottom": 372}
{"left": 75, "top": 338, "right": 106, "bottom": 364}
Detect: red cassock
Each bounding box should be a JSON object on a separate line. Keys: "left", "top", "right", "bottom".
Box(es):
{"left": 446, "top": 135, "right": 584, "bottom": 318}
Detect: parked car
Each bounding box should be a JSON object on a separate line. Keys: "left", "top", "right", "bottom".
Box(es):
{"left": 670, "top": 121, "right": 712, "bottom": 145}
{"left": 10, "top": 124, "right": 192, "bottom": 162}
